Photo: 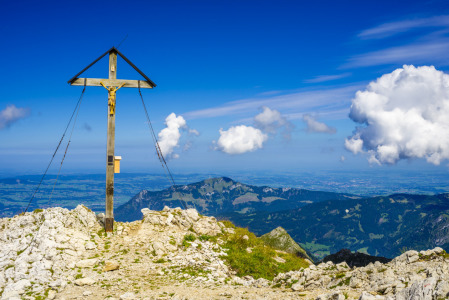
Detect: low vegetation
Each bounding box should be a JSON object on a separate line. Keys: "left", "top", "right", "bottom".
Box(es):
{"left": 220, "top": 227, "right": 309, "bottom": 280}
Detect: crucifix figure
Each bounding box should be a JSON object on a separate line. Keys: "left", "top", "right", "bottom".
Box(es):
{"left": 68, "top": 47, "right": 156, "bottom": 232}
{"left": 101, "top": 82, "right": 125, "bottom": 115}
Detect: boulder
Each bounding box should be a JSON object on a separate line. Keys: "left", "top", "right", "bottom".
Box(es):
{"left": 395, "top": 277, "right": 437, "bottom": 300}
{"left": 103, "top": 260, "right": 120, "bottom": 272}
{"left": 75, "top": 258, "right": 97, "bottom": 268}
{"left": 120, "top": 292, "right": 136, "bottom": 299}
{"left": 316, "top": 292, "right": 345, "bottom": 300}
{"left": 84, "top": 241, "right": 96, "bottom": 250}
{"left": 358, "top": 292, "right": 385, "bottom": 300}
{"left": 74, "top": 277, "right": 96, "bottom": 286}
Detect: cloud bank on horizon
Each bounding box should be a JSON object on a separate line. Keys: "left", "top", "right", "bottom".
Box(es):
{"left": 0, "top": 105, "right": 30, "bottom": 130}
{"left": 345, "top": 65, "right": 449, "bottom": 165}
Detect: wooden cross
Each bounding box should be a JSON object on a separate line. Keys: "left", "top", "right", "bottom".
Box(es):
{"left": 68, "top": 47, "right": 156, "bottom": 232}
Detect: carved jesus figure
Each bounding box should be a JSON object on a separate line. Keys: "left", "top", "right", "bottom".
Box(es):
{"left": 100, "top": 82, "right": 125, "bottom": 115}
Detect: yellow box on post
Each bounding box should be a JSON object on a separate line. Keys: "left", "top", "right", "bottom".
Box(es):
{"left": 114, "top": 156, "right": 122, "bottom": 173}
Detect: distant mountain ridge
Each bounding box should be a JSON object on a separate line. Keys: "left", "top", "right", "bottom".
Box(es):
{"left": 115, "top": 177, "right": 356, "bottom": 222}
{"left": 116, "top": 177, "right": 449, "bottom": 261}
{"left": 222, "top": 193, "right": 449, "bottom": 259}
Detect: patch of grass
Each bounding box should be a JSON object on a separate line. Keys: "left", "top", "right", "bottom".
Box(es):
{"left": 75, "top": 273, "right": 83, "bottom": 279}
{"left": 379, "top": 268, "right": 387, "bottom": 273}
{"left": 285, "top": 279, "right": 299, "bottom": 288}
{"left": 154, "top": 258, "right": 166, "bottom": 263}
{"left": 220, "top": 220, "right": 236, "bottom": 229}
{"left": 199, "top": 234, "right": 216, "bottom": 242}
{"left": 184, "top": 233, "right": 196, "bottom": 242}
{"left": 335, "top": 272, "right": 346, "bottom": 279}
{"left": 5, "top": 265, "right": 14, "bottom": 271}
{"left": 97, "top": 228, "right": 106, "bottom": 237}
{"left": 438, "top": 250, "right": 449, "bottom": 259}
{"left": 182, "top": 233, "right": 196, "bottom": 248}
{"left": 44, "top": 288, "right": 51, "bottom": 298}
{"left": 221, "top": 227, "right": 309, "bottom": 280}
{"left": 104, "top": 241, "right": 111, "bottom": 250}
{"left": 173, "top": 266, "right": 211, "bottom": 277}
{"left": 33, "top": 209, "right": 43, "bottom": 213}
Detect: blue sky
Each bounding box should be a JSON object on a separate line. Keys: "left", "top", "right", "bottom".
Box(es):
{"left": 1, "top": 0, "right": 449, "bottom": 176}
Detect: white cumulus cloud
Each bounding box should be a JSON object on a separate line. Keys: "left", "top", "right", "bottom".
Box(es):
{"left": 302, "top": 114, "right": 336, "bottom": 134}
{"left": 0, "top": 105, "right": 30, "bottom": 130}
{"left": 158, "top": 113, "right": 188, "bottom": 159}
{"left": 345, "top": 65, "right": 449, "bottom": 165}
{"left": 217, "top": 125, "right": 267, "bottom": 155}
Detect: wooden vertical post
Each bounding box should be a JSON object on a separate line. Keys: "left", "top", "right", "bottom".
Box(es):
{"left": 105, "top": 51, "right": 117, "bottom": 232}
{"left": 68, "top": 47, "right": 156, "bottom": 234}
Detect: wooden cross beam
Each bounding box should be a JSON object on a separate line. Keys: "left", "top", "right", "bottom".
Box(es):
{"left": 68, "top": 47, "right": 156, "bottom": 233}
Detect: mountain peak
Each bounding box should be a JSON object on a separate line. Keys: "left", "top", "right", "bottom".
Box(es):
{"left": 260, "top": 226, "right": 312, "bottom": 261}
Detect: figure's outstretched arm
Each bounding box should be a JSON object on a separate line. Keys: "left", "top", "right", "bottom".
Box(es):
{"left": 115, "top": 83, "right": 126, "bottom": 91}
{"left": 100, "top": 82, "right": 108, "bottom": 90}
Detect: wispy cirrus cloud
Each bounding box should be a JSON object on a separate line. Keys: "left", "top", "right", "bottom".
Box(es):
{"left": 184, "top": 85, "right": 362, "bottom": 121}
{"left": 304, "top": 73, "right": 351, "bottom": 83}
{"left": 358, "top": 15, "right": 449, "bottom": 39}
{"left": 343, "top": 40, "right": 449, "bottom": 68}
{"left": 346, "top": 15, "right": 449, "bottom": 68}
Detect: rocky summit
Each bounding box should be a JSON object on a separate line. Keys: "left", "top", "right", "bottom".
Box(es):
{"left": 0, "top": 205, "right": 448, "bottom": 300}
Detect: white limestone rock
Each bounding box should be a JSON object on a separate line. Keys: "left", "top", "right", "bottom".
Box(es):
{"left": 75, "top": 258, "right": 97, "bottom": 268}
{"left": 74, "top": 277, "right": 96, "bottom": 286}
{"left": 120, "top": 292, "right": 136, "bottom": 299}
{"left": 84, "top": 241, "right": 96, "bottom": 250}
